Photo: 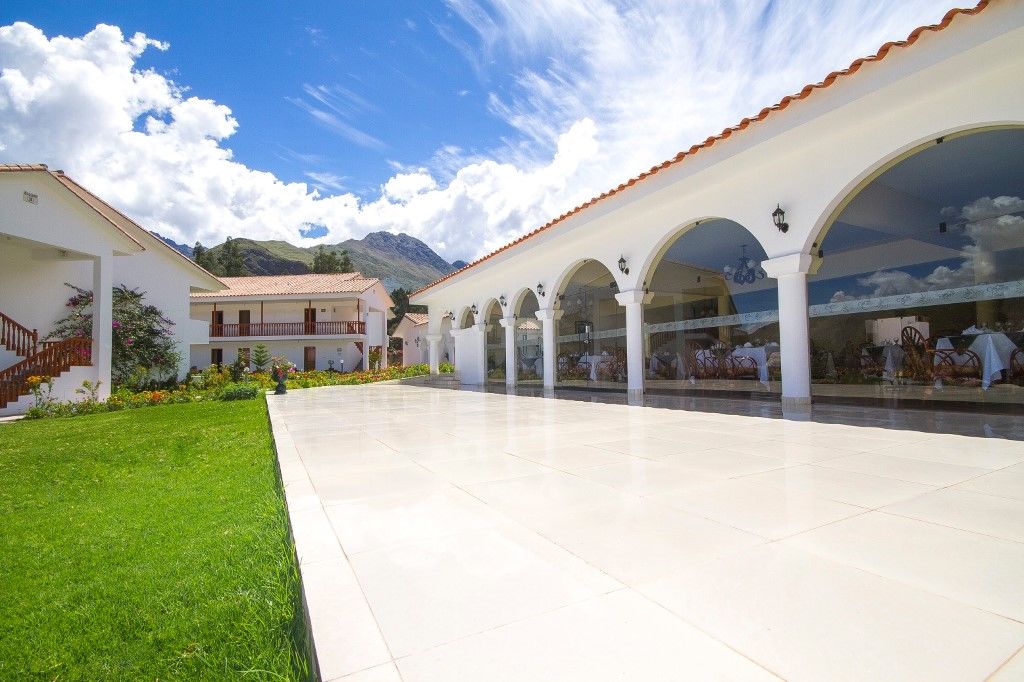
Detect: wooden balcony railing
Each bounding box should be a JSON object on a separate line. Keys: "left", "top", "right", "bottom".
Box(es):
{"left": 1, "top": 311, "right": 38, "bottom": 357}
{"left": 0, "top": 337, "right": 92, "bottom": 408}
{"left": 209, "top": 321, "right": 366, "bottom": 338}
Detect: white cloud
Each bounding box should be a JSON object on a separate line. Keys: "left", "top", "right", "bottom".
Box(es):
{"left": 0, "top": 3, "right": 956, "bottom": 261}
{"left": 829, "top": 195, "right": 1024, "bottom": 302}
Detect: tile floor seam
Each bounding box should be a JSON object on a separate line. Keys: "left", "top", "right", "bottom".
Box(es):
{"left": 873, "top": 507, "right": 1024, "bottom": 546}
{"left": 777, "top": 531, "right": 1024, "bottom": 629}
{"left": 629, "top": 583, "right": 788, "bottom": 681}
{"left": 984, "top": 642, "right": 1024, "bottom": 681}
{"left": 387, "top": 588, "right": 633, "bottom": 664}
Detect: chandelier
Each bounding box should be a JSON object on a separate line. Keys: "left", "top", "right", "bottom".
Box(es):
{"left": 723, "top": 244, "right": 765, "bottom": 285}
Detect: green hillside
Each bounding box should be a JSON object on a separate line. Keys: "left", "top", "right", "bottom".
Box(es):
{"left": 202, "top": 232, "right": 455, "bottom": 291}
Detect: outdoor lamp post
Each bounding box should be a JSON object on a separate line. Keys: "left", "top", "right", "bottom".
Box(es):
{"left": 773, "top": 204, "right": 789, "bottom": 233}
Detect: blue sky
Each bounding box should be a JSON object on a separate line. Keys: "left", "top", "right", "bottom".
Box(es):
{"left": 3, "top": 1, "right": 513, "bottom": 196}
{"left": 0, "top": 1, "right": 957, "bottom": 260}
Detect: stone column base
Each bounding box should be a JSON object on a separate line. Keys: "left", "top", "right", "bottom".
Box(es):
{"left": 781, "top": 396, "right": 812, "bottom": 409}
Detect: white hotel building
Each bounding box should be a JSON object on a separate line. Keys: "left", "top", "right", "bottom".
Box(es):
{"left": 189, "top": 274, "right": 394, "bottom": 373}
{"left": 411, "top": 0, "right": 1024, "bottom": 412}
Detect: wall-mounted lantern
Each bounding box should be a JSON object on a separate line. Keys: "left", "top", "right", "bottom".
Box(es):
{"left": 470, "top": 304, "right": 478, "bottom": 315}
{"left": 772, "top": 204, "right": 789, "bottom": 233}
{"left": 618, "top": 255, "right": 629, "bottom": 275}
{"left": 536, "top": 283, "right": 546, "bottom": 298}
{"left": 415, "top": 336, "right": 421, "bottom": 347}
{"left": 499, "top": 294, "right": 507, "bottom": 308}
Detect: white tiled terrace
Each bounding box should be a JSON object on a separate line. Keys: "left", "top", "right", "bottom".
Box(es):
{"left": 268, "top": 384, "right": 1024, "bottom": 682}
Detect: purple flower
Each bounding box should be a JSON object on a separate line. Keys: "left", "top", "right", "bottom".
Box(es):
{"left": 125, "top": 338, "right": 134, "bottom": 346}
{"left": 112, "top": 320, "right": 122, "bottom": 329}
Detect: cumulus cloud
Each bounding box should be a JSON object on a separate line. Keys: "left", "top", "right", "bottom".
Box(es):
{"left": 0, "top": 2, "right": 956, "bottom": 261}
{"left": 829, "top": 196, "right": 1024, "bottom": 302}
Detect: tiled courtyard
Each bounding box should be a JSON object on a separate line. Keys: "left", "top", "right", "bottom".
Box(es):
{"left": 268, "top": 384, "right": 1024, "bottom": 681}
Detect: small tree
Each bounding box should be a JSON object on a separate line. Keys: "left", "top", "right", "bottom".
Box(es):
{"left": 219, "top": 237, "right": 247, "bottom": 276}
{"left": 193, "top": 241, "right": 221, "bottom": 274}
{"left": 311, "top": 245, "right": 354, "bottom": 274}
{"left": 48, "top": 283, "right": 181, "bottom": 387}
{"left": 311, "top": 245, "right": 342, "bottom": 273}
{"left": 252, "top": 344, "right": 271, "bottom": 372}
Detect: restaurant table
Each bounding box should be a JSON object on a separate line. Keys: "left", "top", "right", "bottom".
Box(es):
{"left": 935, "top": 332, "right": 1019, "bottom": 389}
{"left": 580, "top": 354, "right": 610, "bottom": 381}
{"left": 860, "top": 344, "right": 905, "bottom": 380}
{"left": 731, "top": 346, "right": 771, "bottom": 383}
{"left": 521, "top": 356, "right": 543, "bottom": 376}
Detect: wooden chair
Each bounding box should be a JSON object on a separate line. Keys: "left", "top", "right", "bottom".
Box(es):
{"left": 900, "top": 325, "right": 932, "bottom": 381}
{"left": 725, "top": 355, "right": 759, "bottom": 380}
{"left": 688, "top": 350, "right": 719, "bottom": 381}
{"left": 1012, "top": 348, "right": 1024, "bottom": 385}
{"left": 933, "top": 349, "right": 983, "bottom": 385}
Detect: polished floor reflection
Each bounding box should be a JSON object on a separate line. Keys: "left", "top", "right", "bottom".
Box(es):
{"left": 270, "top": 384, "right": 1024, "bottom": 681}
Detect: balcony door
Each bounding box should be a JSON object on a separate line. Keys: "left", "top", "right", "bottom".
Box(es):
{"left": 304, "top": 307, "right": 317, "bottom": 334}
{"left": 211, "top": 310, "right": 224, "bottom": 336}
{"left": 238, "top": 309, "right": 250, "bottom": 336}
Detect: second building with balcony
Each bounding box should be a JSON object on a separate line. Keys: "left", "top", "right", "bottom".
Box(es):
{"left": 189, "top": 273, "right": 394, "bottom": 372}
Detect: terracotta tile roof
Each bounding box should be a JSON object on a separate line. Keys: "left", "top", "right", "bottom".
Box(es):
{"left": 412, "top": 1, "right": 989, "bottom": 298}
{"left": 404, "top": 312, "right": 430, "bottom": 326}
{"left": 190, "top": 273, "right": 380, "bottom": 298}
{"left": 1, "top": 163, "right": 223, "bottom": 287}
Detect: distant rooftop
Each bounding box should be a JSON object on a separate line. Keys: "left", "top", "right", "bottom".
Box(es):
{"left": 191, "top": 273, "right": 380, "bottom": 298}
{"left": 403, "top": 312, "right": 430, "bottom": 326}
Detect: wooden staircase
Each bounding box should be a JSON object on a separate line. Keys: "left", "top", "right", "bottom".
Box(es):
{"left": 1, "top": 311, "right": 39, "bottom": 358}
{"left": 0, "top": 311, "right": 93, "bottom": 408}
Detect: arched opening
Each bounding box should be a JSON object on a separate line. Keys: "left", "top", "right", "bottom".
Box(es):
{"left": 555, "top": 260, "right": 626, "bottom": 388}
{"left": 458, "top": 307, "right": 475, "bottom": 330}
{"left": 514, "top": 289, "right": 542, "bottom": 384}
{"left": 484, "top": 300, "right": 505, "bottom": 383}
{"left": 643, "top": 219, "right": 780, "bottom": 395}
{"left": 439, "top": 314, "right": 454, "bottom": 366}
{"left": 808, "top": 127, "right": 1024, "bottom": 406}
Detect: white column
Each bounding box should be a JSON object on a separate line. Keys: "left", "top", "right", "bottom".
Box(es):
{"left": 762, "top": 253, "right": 813, "bottom": 409}
{"left": 91, "top": 251, "right": 113, "bottom": 400}
{"left": 535, "top": 308, "right": 562, "bottom": 389}
{"left": 615, "top": 288, "right": 649, "bottom": 397}
{"left": 499, "top": 316, "right": 517, "bottom": 386}
{"left": 427, "top": 333, "right": 442, "bottom": 374}
{"left": 473, "top": 322, "right": 488, "bottom": 385}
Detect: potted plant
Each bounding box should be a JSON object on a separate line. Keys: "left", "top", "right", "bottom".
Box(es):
{"left": 271, "top": 356, "right": 295, "bottom": 395}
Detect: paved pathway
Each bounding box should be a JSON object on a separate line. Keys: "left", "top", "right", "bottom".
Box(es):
{"left": 268, "top": 384, "right": 1024, "bottom": 681}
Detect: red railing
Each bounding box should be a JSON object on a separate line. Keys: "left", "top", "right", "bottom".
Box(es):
{"left": 0, "top": 312, "right": 38, "bottom": 357}
{"left": 209, "top": 321, "right": 366, "bottom": 338}
{"left": 0, "top": 337, "right": 92, "bottom": 408}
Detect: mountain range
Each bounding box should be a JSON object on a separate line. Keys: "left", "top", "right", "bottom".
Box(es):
{"left": 156, "top": 231, "right": 459, "bottom": 291}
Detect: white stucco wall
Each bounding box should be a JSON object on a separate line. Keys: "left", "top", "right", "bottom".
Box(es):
{"left": 189, "top": 339, "right": 364, "bottom": 373}
{"left": 410, "top": 1, "right": 1024, "bottom": 396}
{"left": 1, "top": 172, "right": 221, "bottom": 386}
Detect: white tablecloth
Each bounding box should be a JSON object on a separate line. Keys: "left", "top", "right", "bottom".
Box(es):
{"left": 936, "top": 333, "right": 1018, "bottom": 389}
{"left": 731, "top": 346, "right": 769, "bottom": 383}
{"left": 580, "top": 354, "right": 611, "bottom": 381}
{"left": 520, "top": 356, "right": 543, "bottom": 376}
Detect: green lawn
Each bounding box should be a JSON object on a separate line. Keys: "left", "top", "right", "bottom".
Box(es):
{"left": 0, "top": 399, "right": 312, "bottom": 681}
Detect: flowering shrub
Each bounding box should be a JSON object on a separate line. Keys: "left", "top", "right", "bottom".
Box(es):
{"left": 48, "top": 283, "right": 181, "bottom": 388}
{"left": 439, "top": 362, "right": 456, "bottom": 374}
{"left": 23, "top": 364, "right": 433, "bottom": 419}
